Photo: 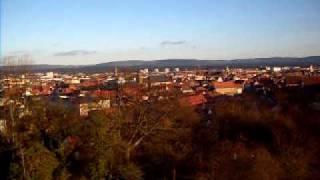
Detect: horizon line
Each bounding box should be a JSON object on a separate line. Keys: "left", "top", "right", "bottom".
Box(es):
{"left": 1, "top": 55, "right": 319, "bottom": 66}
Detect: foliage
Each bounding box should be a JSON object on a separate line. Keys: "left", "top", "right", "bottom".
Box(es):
{"left": 24, "top": 142, "right": 59, "bottom": 180}
{"left": 1, "top": 90, "right": 319, "bottom": 179}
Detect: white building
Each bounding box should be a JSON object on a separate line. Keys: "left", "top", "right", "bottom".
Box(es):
{"left": 80, "top": 103, "right": 89, "bottom": 117}
{"left": 46, "top": 72, "right": 54, "bottom": 78}
{"left": 195, "top": 75, "right": 206, "bottom": 81}
{"left": 310, "top": 65, "right": 314, "bottom": 73}
{"left": 71, "top": 78, "right": 80, "bottom": 84}
{"left": 265, "top": 66, "right": 271, "bottom": 71}
{"left": 98, "top": 99, "right": 111, "bottom": 109}
{"left": 217, "top": 77, "right": 224, "bottom": 82}
{"left": 273, "top": 67, "right": 282, "bottom": 72}
{"left": 140, "top": 68, "right": 149, "bottom": 74}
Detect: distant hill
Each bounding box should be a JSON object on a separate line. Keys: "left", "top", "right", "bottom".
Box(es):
{"left": 89, "top": 56, "right": 320, "bottom": 68}
{"left": 1, "top": 56, "right": 320, "bottom": 73}
{"left": 77, "top": 56, "right": 320, "bottom": 72}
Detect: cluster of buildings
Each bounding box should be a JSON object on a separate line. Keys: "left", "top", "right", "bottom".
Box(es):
{"left": 1, "top": 64, "right": 320, "bottom": 132}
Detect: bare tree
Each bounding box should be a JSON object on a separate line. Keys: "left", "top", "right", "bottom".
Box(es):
{"left": 1, "top": 55, "right": 34, "bottom": 179}
{"left": 114, "top": 99, "right": 177, "bottom": 162}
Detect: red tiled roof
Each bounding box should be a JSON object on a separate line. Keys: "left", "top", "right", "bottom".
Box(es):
{"left": 81, "top": 81, "right": 99, "bottom": 87}
{"left": 93, "top": 90, "right": 116, "bottom": 97}
{"left": 123, "top": 87, "right": 140, "bottom": 96}
{"left": 180, "top": 94, "right": 207, "bottom": 106}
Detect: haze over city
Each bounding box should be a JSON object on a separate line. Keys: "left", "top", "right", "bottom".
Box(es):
{"left": 1, "top": 0, "right": 320, "bottom": 65}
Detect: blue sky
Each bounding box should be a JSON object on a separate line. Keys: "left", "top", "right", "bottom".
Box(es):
{"left": 1, "top": 0, "right": 320, "bottom": 65}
